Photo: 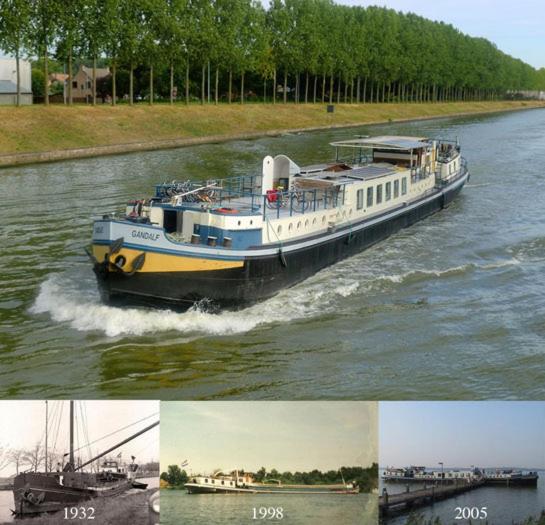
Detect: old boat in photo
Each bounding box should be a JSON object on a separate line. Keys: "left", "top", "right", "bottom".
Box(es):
{"left": 184, "top": 470, "right": 359, "bottom": 495}
{"left": 12, "top": 402, "right": 158, "bottom": 516}
{"left": 89, "top": 135, "right": 469, "bottom": 308}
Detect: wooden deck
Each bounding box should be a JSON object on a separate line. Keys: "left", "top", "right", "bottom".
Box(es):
{"left": 379, "top": 480, "right": 485, "bottom": 516}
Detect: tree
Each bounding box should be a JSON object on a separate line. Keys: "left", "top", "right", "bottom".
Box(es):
{"left": 55, "top": 0, "right": 84, "bottom": 105}
{"left": 30, "top": 0, "right": 62, "bottom": 105}
{"left": 162, "top": 464, "right": 188, "bottom": 486}
{"left": 0, "top": 0, "right": 31, "bottom": 106}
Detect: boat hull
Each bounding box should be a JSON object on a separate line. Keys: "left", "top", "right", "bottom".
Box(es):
{"left": 95, "top": 171, "right": 468, "bottom": 309}
{"left": 12, "top": 472, "right": 132, "bottom": 516}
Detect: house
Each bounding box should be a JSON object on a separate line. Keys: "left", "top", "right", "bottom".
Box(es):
{"left": 0, "top": 58, "right": 32, "bottom": 105}
{"left": 67, "top": 64, "right": 110, "bottom": 102}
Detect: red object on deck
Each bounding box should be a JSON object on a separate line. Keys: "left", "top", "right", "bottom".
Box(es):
{"left": 266, "top": 190, "right": 279, "bottom": 203}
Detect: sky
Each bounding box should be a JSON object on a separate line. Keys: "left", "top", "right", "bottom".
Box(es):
{"left": 380, "top": 402, "right": 545, "bottom": 469}
{"left": 0, "top": 400, "right": 160, "bottom": 477}
{"left": 345, "top": 0, "right": 545, "bottom": 69}
{"left": 161, "top": 401, "right": 378, "bottom": 474}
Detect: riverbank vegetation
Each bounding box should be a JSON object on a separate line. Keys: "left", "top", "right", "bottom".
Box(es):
{"left": 160, "top": 463, "right": 378, "bottom": 493}
{"left": 0, "top": 100, "right": 543, "bottom": 158}
{"left": 1, "top": 0, "right": 544, "bottom": 108}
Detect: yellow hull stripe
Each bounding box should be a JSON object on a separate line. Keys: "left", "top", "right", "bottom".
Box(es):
{"left": 92, "top": 245, "right": 244, "bottom": 273}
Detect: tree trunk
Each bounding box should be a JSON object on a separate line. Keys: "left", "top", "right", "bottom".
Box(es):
{"left": 370, "top": 82, "right": 373, "bottom": 103}
{"left": 313, "top": 75, "right": 317, "bottom": 103}
{"left": 387, "top": 82, "right": 391, "bottom": 103}
{"left": 170, "top": 63, "right": 174, "bottom": 105}
{"left": 363, "top": 77, "right": 367, "bottom": 103}
{"left": 207, "top": 60, "right": 210, "bottom": 103}
{"left": 185, "top": 62, "right": 189, "bottom": 105}
{"left": 356, "top": 76, "right": 360, "bottom": 103}
{"left": 263, "top": 78, "right": 266, "bottom": 103}
{"left": 112, "top": 62, "right": 116, "bottom": 106}
{"left": 381, "top": 81, "right": 385, "bottom": 103}
{"left": 329, "top": 74, "right": 333, "bottom": 103}
{"left": 92, "top": 56, "right": 97, "bottom": 106}
{"left": 43, "top": 43, "right": 49, "bottom": 106}
{"left": 336, "top": 75, "right": 341, "bottom": 104}
{"left": 295, "top": 73, "right": 299, "bottom": 103}
{"left": 68, "top": 49, "right": 72, "bottom": 105}
{"left": 15, "top": 49, "right": 20, "bottom": 107}
{"left": 228, "top": 70, "right": 232, "bottom": 103}
{"left": 129, "top": 64, "right": 134, "bottom": 105}
{"left": 283, "top": 71, "right": 287, "bottom": 104}
{"left": 321, "top": 73, "right": 326, "bottom": 103}
{"left": 201, "top": 65, "right": 205, "bottom": 104}
{"left": 343, "top": 79, "right": 347, "bottom": 102}
{"left": 240, "top": 71, "right": 245, "bottom": 104}
{"left": 149, "top": 64, "right": 153, "bottom": 106}
{"left": 215, "top": 67, "right": 219, "bottom": 105}
{"left": 304, "top": 71, "right": 309, "bottom": 103}
{"left": 273, "top": 68, "right": 276, "bottom": 104}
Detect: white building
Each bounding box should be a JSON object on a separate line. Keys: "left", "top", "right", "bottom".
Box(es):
{"left": 0, "top": 58, "right": 32, "bottom": 105}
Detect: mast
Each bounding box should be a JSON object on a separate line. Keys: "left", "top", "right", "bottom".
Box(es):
{"left": 76, "top": 421, "right": 159, "bottom": 471}
{"left": 69, "top": 401, "right": 74, "bottom": 470}
{"left": 45, "top": 401, "right": 48, "bottom": 474}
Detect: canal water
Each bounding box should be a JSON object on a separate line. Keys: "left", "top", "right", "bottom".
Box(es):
{"left": 0, "top": 491, "right": 12, "bottom": 524}
{"left": 1, "top": 108, "right": 545, "bottom": 399}
{"left": 380, "top": 469, "right": 545, "bottom": 524}
{"left": 160, "top": 490, "right": 378, "bottom": 525}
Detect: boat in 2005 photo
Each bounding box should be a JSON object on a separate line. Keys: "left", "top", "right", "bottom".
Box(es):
{"left": 88, "top": 135, "right": 469, "bottom": 309}
{"left": 184, "top": 470, "right": 359, "bottom": 495}
{"left": 12, "top": 401, "right": 158, "bottom": 517}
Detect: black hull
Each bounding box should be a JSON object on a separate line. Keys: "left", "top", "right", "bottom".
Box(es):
{"left": 13, "top": 472, "right": 131, "bottom": 516}
{"left": 97, "top": 177, "right": 466, "bottom": 310}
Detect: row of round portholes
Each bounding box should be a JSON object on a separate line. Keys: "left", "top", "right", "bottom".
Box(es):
{"left": 276, "top": 210, "right": 353, "bottom": 235}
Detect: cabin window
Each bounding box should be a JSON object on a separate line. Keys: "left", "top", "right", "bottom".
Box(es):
{"left": 385, "top": 182, "right": 391, "bottom": 201}
{"left": 367, "top": 187, "right": 373, "bottom": 207}
{"left": 221, "top": 481, "right": 225, "bottom": 485}
{"left": 356, "top": 189, "right": 364, "bottom": 210}
{"left": 376, "top": 184, "right": 383, "bottom": 204}
{"left": 312, "top": 218, "right": 316, "bottom": 225}
{"left": 322, "top": 216, "right": 326, "bottom": 224}
{"left": 205, "top": 479, "right": 208, "bottom": 483}
{"left": 289, "top": 223, "right": 293, "bottom": 231}
{"left": 250, "top": 220, "right": 253, "bottom": 225}
{"left": 212, "top": 480, "right": 215, "bottom": 484}
{"left": 163, "top": 210, "right": 178, "bottom": 234}
{"left": 401, "top": 178, "right": 407, "bottom": 195}
{"left": 394, "top": 180, "right": 399, "bottom": 198}
{"left": 237, "top": 220, "right": 241, "bottom": 226}
{"left": 305, "top": 219, "right": 309, "bottom": 227}
{"left": 277, "top": 225, "right": 282, "bottom": 234}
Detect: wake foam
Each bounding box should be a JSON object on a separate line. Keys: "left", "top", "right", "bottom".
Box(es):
{"left": 30, "top": 255, "right": 520, "bottom": 338}
{"left": 29, "top": 272, "right": 360, "bottom": 337}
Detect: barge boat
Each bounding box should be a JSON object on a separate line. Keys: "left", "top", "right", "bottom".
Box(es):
{"left": 185, "top": 470, "right": 358, "bottom": 495}
{"left": 12, "top": 402, "right": 158, "bottom": 516}
{"left": 89, "top": 136, "right": 469, "bottom": 308}
{"left": 383, "top": 466, "right": 539, "bottom": 486}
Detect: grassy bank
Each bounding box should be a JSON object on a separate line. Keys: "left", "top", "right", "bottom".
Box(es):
{"left": 0, "top": 100, "right": 543, "bottom": 165}
{"left": 10, "top": 489, "right": 155, "bottom": 525}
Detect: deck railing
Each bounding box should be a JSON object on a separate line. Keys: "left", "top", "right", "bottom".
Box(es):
{"left": 154, "top": 174, "right": 345, "bottom": 218}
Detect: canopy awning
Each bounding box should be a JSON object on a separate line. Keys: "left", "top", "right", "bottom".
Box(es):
{"left": 330, "top": 135, "right": 430, "bottom": 150}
